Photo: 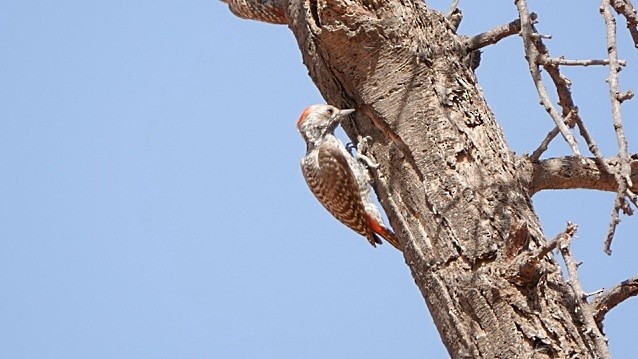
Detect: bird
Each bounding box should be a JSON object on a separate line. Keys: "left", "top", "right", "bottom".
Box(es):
{"left": 296, "top": 104, "right": 401, "bottom": 250}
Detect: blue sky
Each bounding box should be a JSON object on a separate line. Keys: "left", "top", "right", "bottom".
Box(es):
{"left": 1, "top": 1, "right": 636, "bottom": 357}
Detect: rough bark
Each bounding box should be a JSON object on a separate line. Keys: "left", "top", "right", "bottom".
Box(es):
{"left": 521, "top": 155, "right": 638, "bottom": 195}
{"left": 287, "top": 0, "right": 608, "bottom": 357}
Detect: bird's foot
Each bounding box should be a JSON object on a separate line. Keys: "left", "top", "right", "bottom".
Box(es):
{"left": 356, "top": 136, "right": 379, "bottom": 169}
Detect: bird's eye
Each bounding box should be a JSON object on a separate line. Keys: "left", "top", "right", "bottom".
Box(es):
{"left": 328, "top": 108, "right": 336, "bottom": 116}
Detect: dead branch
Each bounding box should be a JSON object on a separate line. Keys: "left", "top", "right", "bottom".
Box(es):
{"left": 611, "top": 0, "right": 638, "bottom": 47}
{"left": 558, "top": 223, "right": 612, "bottom": 359}
{"left": 517, "top": 0, "right": 634, "bottom": 253}
{"left": 530, "top": 223, "right": 575, "bottom": 260}
{"left": 446, "top": 0, "right": 462, "bottom": 32}
{"left": 507, "top": 223, "right": 575, "bottom": 286}
{"left": 530, "top": 111, "right": 575, "bottom": 161}
{"left": 601, "top": 0, "right": 634, "bottom": 254}
{"left": 528, "top": 69, "right": 613, "bottom": 166}
{"left": 520, "top": 13, "right": 625, "bottom": 165}
{"left": 530, "top": 128, "right": 559, "bottom": 162}
{"left": 593, "top": 276, "right": 638, "bottom": 329}
{"left": 542, "top": 57, "right": 626, "bottom": 66}
{"left": 514, "top": 2, "right": 581, "bottom": 158}
{"left": 617, "top": 90, "right": 635, "bottom": 101}
{"left": 523, "top": 155, "right": 638, "bottom": 195}
{"left": 466, "top": 16, "right": 525, "bottom": 50}
{"left": 220, "top": 0, "right": 288, "bottom": 24}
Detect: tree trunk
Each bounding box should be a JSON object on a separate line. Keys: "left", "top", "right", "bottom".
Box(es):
{"left": 288, "top": 0, "right": 606, "bottom": 357}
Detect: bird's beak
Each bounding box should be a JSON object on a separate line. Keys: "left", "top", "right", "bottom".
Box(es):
{"left": 337, "top": 109, "right": 355, "bottom": 118}
{"left": 326, "top": 108, "right": 354, "bottom": 133}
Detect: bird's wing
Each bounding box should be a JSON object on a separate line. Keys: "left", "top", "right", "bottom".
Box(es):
{"left": 311, "top": 142, "right": 377, "bottom": 243}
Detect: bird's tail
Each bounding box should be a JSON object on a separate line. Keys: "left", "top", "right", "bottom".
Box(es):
{"left": 367, "top": 215, "right": 402, "bottom": 251}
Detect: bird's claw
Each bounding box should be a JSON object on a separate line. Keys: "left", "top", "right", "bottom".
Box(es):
{"left": 355, "top": 136, "right": 379, "bottom": 169}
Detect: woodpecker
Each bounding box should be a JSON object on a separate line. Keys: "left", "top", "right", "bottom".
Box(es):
{"left": 296, "top": 104, "right": 401, "bottom": 250}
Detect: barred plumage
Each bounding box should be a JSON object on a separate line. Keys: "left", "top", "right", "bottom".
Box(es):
{"left": 297, "top": 104, "right": 401, "bottom": 250}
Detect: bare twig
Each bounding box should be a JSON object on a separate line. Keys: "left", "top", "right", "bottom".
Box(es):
{"left": 446, "top": 0, "right": 462, "bottom": 31}
{"left": 514, "top": 2, "right": 581, "bottom": 158}
{"left": 593, "top": 276, "right": 638, "bottom": 327}
{"left": 531, "top": 51, "right": 578, "bottom": 119}
{"left": 532, "top": 33, "right": 553, "bottom": 39}
{"left": 572, "top": 118, "right": 605, "bottom": 164}
{"left": 530, "top": 224, "right": 574, "bottom": 259}
{"left": 542, "top": 57, "right": 626, "bottom": 67}
{"left": 528, "top": 66, "right": 612, "bottom": 163}
{"left": 530, "top": 126, "right": 560, "bottom": 161}
{"left": 530, "top": 1, "right": 638, "bottom": 253}
{"left": 507, "top": 222, "right": 575, "bottom": 286}
{"left": 617, "top": 90, "right": 635, "bottom": 102}
{"left": 601, "top": 0, "right": 633, "bottom": 255}
{"left": 604, "top": 197, "right": 623, "bottom": 254}
{"left": 530, "top": 111, "right": 574, "bottom": 161}
{"left": 448, "top": 0, "right": 459, "bottom": 14}
{"left": 611, "top": 0, "right": 638, "bottom": 47}
{"left": 585, "top": 288, "right": 605, "bottom": 298}
{"left": 466, "top": 16, "right": 524, "bottom": 50}
{"left": 447, "top": 9, "right": 462, "bottom": 32}
{"left": 556, "top": 222, "right": 578, "bottom": 249}
{"left": 520, "top": 12, "right": 627, "bottom": 163}
{"left": 557, "top": 223, "right": 612, "bottom": 359}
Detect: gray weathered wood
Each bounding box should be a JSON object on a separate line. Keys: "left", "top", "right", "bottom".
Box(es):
{"left": 287, "top": 0, "right": 607, "bottom": 357}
